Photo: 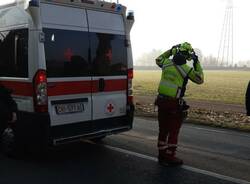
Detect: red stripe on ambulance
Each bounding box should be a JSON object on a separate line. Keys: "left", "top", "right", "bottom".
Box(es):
{"left": 92, "top": 79, "right": 127, "bottom": 93}
{"left": 47, "top": 81, "right": 92, "bottom": 96}
{"left": 0, "top": 81, "right": 33, "bottom": 96}
{"left": 0, "top": 79, "right": 127, "bottom": 97}
{"left": 47, "top": 79, "right": 127, "bottom": 96}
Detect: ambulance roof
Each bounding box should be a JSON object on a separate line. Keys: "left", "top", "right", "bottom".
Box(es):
{"left": 41, "top": 0, "right": 126, "bottom": 15}
{"left": 0, "top": 0, "right": 126, "bottom": 15}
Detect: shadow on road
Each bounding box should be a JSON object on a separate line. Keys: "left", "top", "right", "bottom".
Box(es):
{"left": 0, "top": 141, "right": 236, "bottom": 184}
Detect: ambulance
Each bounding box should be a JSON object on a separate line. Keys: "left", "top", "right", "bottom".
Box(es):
{"left": 0, "top": 0, "right": 134, "bottom": 152}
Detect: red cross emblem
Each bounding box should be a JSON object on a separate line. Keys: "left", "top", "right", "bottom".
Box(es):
{"left": 107, "top": 103, "right": 114, "bottom": 113}
{"left": 64, "top": 48, "right": 73, "bottom": 61}
{"left": 105, "top": 49, "right": 112, "bottom": 61}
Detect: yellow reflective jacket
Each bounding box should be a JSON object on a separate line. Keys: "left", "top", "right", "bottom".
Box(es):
{"left": 156, "top": 50, "right": 204, "bottom": 98}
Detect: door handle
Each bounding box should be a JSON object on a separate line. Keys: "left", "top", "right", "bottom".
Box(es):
{"left": 98, "top": 78, "right": 105, "bottom": 92}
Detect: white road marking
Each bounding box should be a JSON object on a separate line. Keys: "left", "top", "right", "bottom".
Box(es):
{"left": 190, "top": 126, "right": 227, "bottom": 134}
{"left": 186, "top": 125, "right": 250, "bottom": 138}
{"left": 103, "top": 144, "right": 250, "bottom": 184}
{"left": 135, "top": 117, "right": 250, "bottom": 138}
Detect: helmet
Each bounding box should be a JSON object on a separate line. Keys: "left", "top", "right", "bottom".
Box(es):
{"left": 179, "top": 42, "right": 193, "bottom": 54}
{"left": 179, "top": 42, "right": 194, "bottom": 61}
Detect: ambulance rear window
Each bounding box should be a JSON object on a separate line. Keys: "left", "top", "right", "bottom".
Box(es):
{"left": 90, "top": 33, "right": 127, "bottom": 76}
{"left": 44, "top": 28, "right": 90, "bottom": 77}
{"left": 44, "top": 29, "right": 127, "bottom": 77}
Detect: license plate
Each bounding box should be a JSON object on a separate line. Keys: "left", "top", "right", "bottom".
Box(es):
{"left": 55, "top": 103, "right": 84, "bottom": 115}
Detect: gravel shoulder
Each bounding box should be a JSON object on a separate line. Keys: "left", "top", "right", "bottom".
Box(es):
{"left": 134, "top": 95, "right": 250, "bottom": 132}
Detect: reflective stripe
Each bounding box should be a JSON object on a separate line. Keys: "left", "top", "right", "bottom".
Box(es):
{"left": 160, "top": 80, "right": 179, "bottom": 89}
{"left": 175, "top": 65, "right": 187, "bottom": 78}
{"left": 158, "top": 145, "right": 168, "bottom": 150}
{"left": 167, "top": 144, "right": 177, "bottom": 148}
{"left": 158, "top": 141, "right": 166, "bottom": 145}
{"left": 159, "top": 80, "right": 182, "bottom": 98}
{"left": 162, "top": 63, "right": 174, "bottom": 70}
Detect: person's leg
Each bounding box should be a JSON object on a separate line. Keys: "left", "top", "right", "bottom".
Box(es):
{"left": 167, "top": 114, "right": 182, "bottom": 150}
{"left": 157, "top": 101, "right": 169, "bottom": 154}
{"left": 157, "top": 99, "right": 183, "bottom": 166}
{"left": 164, "top": 114, "right": 183, "bottom": 165}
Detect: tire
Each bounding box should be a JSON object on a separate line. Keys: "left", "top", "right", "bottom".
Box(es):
{"left": 90, "top": 135, "right": 106, "bottom": 142}
{"left": 1, "top": 127, "right": 18, "bottom": 157}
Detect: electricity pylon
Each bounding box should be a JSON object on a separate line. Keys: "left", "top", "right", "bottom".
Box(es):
{"left": 217, "top": 0, "right": 234, "bottom": 67}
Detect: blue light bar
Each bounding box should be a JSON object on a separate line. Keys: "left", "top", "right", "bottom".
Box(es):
{"left": 115, "top": 4, "right": 122, "bottom": 12}
{"left": 29, "top": 0, "right": 39, "bottom": 7}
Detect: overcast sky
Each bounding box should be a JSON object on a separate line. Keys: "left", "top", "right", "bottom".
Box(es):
{"left": 120, "top": 0, "right": 250, "bottom": 64}
{"left": 1, "top": 0, "right": 250, "bottom": 64}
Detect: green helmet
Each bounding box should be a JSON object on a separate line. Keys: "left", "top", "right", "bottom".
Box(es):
{"left": 179, "top": 42, "right": 193, "bottom": 54}
{"left": 178, "top": 42, "right": 194, "bottom": 61}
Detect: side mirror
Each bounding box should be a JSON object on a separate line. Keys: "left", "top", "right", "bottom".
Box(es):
{"left": 245, "top": 81, "right": 250, "bottom": 116}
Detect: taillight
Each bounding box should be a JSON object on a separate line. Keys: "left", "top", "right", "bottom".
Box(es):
{"left": 33, "top": 70, "right": 48, "bottom": 112}
{"left": 127, "top": 69, "right": 133, "bottom": 104}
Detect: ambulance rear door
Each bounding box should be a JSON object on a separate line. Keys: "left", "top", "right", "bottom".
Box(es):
{"left": 41, "top": 3, "right": 92, "bottom": 126}
{"left": 88, "top": 10, "right": 128, "bottom": 121}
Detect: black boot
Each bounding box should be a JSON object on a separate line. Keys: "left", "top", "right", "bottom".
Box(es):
{"left": 158, "top": 149, "right": 183, "bottom": 166}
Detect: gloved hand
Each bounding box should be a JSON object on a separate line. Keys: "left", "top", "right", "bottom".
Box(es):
{"left": 156, "top": 58, "right": 163, "bottom": 68}
{"left": 191, "top": 53, "right": 198, "bottom": 63}
{"left": 191, "top": 53, "right": 199, "bottom": 70}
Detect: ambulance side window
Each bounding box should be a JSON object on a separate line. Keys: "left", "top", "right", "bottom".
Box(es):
{"left": 90, "top": 33, "right": 127, "bottom": 76}
{"left": 0, "top": 29, "right": 28, "bottom": 78}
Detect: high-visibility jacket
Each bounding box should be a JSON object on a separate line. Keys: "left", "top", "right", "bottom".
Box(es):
{"left": 156, "top": 50, "right": 204, "bottom": 98}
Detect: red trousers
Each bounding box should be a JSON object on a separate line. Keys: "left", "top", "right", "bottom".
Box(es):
{"left": 157, "top": 97, "right": 182, "bottom": 152}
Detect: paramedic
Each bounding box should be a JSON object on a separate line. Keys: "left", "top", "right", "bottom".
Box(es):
{"left": 155, "top": 42, "right": 204, "bottom": 166}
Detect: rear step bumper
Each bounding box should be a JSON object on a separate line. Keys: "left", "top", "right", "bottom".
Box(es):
{"left": 53, "top": 126, "right": 131, "bottom": 145}
{"left": 15, "top": 104, "right": 134, "bottom": 147}
{"left": 50, "top": 114, "right": 133, "bottom": 144}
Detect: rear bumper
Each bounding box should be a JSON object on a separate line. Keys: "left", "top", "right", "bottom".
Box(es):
{"left": 16, "top": 104, "right": 134, "bottom": 145}
{"left": 51, "top": 113, "right": 133, "bottom": 145}
{"left": 52, "top": 123, "right": 131, "bottom": 145}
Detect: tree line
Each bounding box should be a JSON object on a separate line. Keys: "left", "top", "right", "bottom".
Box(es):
{"left": 135, "top": 49, "right": 250, "bottom": 68}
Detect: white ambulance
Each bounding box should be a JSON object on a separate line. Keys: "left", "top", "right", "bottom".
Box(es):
{"left": 0, "top": 0, "right": 134, "bottom": 152}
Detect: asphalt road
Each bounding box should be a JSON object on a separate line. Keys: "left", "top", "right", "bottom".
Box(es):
{"left": 0, "top": 117, "right": 250, "bottom": 184}
{"left": 103, "top": 117, "right": 250, "bottom": 181}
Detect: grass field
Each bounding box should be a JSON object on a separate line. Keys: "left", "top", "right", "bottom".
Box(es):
{"left": 134, "top": 70, "right": 250, "bottom": 105}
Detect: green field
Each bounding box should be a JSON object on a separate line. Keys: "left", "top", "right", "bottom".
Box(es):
{"left": 134, "top": 70, "right": 250, "bottom": 105}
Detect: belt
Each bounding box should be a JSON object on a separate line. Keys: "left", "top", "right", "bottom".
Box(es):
{"left": 158, "top": 94, "right": 177, "bottom": 99}
{"left": 158, "top": 94, "right": 184, "bottom": 105}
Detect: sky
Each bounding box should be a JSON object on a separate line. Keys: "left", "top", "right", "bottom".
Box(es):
{"left": 119, "top": 0, "right": 250, "bottom": 64}
{"left": 1, "top": 0, "right": 250, "bottom": 64}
